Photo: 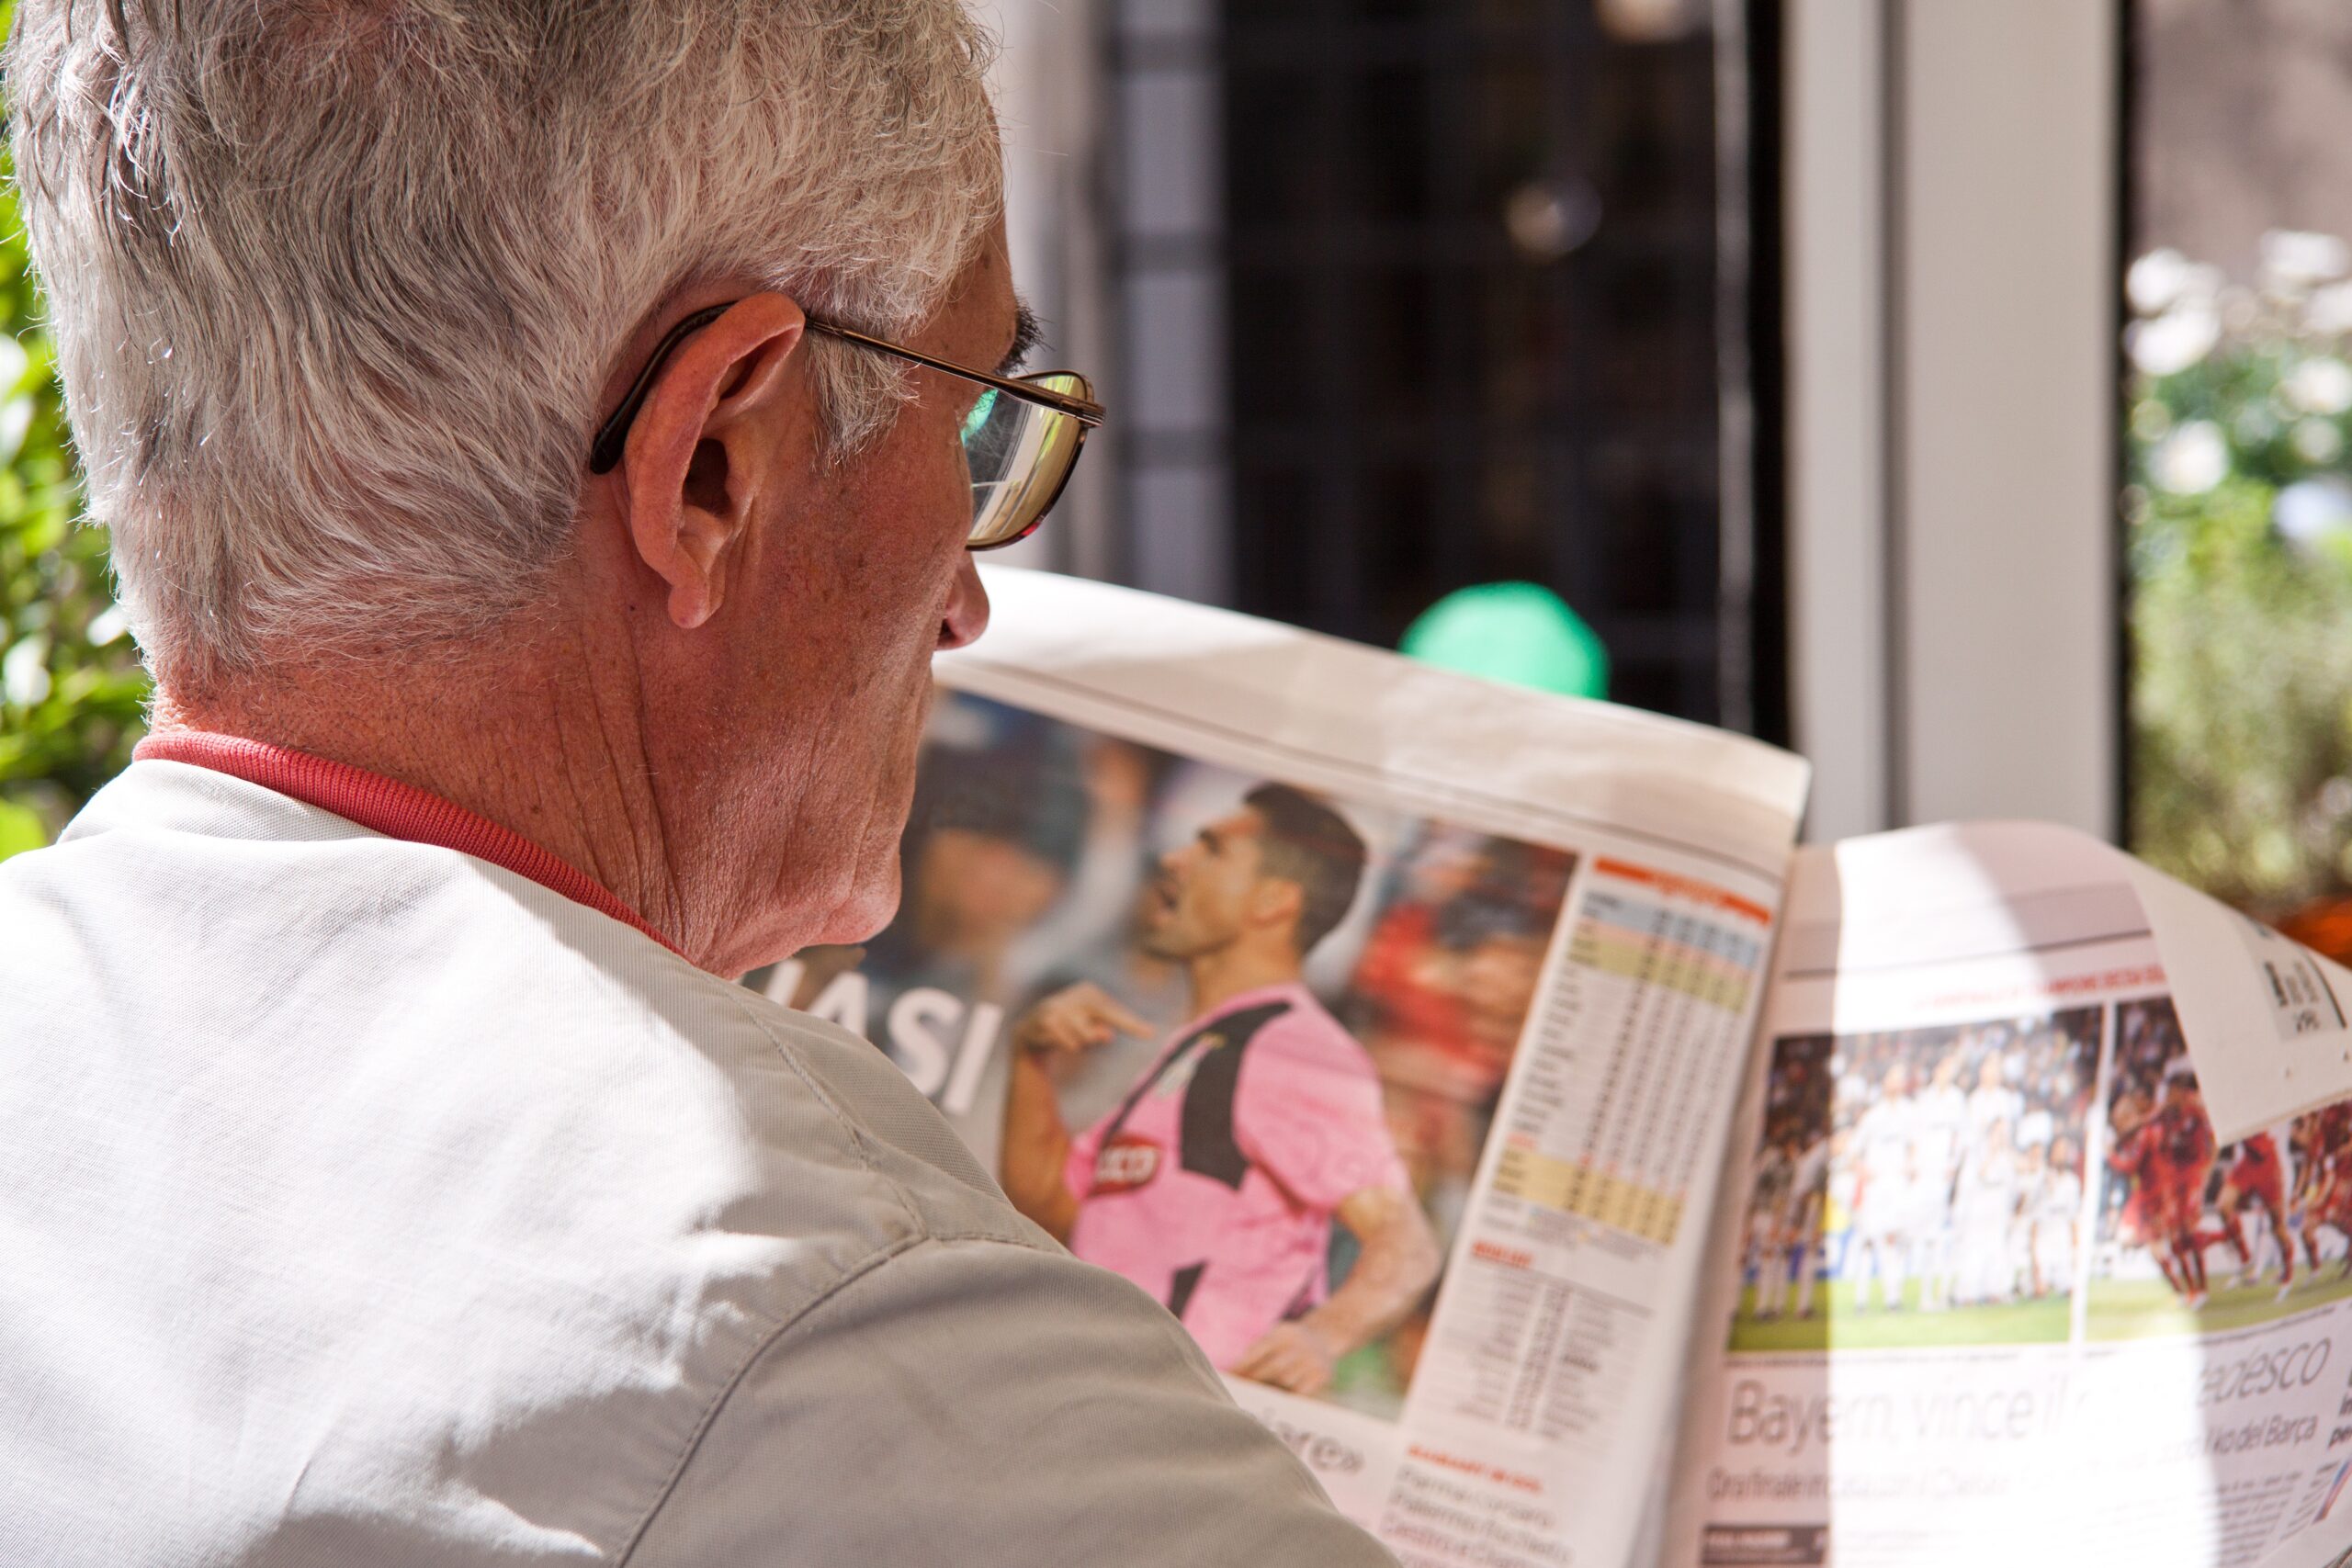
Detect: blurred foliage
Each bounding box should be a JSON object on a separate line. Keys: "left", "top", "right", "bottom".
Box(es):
{"left": 2126, "top": 236, "right": 2352, "bottom": 926}
{"left": 0, "top": 129, "right": 150, "bottom": 857}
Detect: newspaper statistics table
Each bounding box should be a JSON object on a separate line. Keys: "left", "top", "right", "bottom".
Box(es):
{"left": 1494, "top": 858, "right": 1767, "bottom": 1246}
{"left": 1412, "top": 859, "right": 1769, "bottom": 1450}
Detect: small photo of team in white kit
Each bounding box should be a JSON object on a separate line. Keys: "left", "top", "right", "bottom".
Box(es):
{"left": 1730, "top": 1008, "right": 2101, "bottom": 1351}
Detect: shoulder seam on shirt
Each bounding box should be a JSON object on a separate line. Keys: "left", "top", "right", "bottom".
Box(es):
{"left": 715, "top": 981, "right": 926, "bottom": 1235}
{"left": 639, "top": 981, "right": 1053, "bottom": 1559}
{"left": 613, "top": 1231, "right": 1051, "bottom": 1563}
{"left": 611, "top": 1232, "right": 928, "bottom": 1563}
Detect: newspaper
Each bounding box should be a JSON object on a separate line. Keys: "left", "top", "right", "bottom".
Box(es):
{"left": 1669, "top": 824, "right": 2352, "bottom": 1568}
{"left": 2256, "top": 1478, "right": 2352, "bottom": 1568}
{"left": 750, "top": 568, "right": 2352, "bottom": 1566}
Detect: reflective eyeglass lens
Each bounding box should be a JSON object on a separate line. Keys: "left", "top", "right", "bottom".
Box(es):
{"left": 962, "top": 373, "right": 1093, "bottom": 549}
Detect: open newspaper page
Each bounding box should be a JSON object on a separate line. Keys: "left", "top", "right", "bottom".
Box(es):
{"left": 1670, "top": 822, "right": 2352, "bottom": 1568}
{"left": 753, "top": 568, "right": 1807, "bottom": 1568}
{"left": 2256, "top": 1497, "right": 2352, "bottom": 1568}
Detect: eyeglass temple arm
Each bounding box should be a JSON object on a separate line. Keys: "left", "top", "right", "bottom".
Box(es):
{"left": 587, "top": 303, "right": 731, "bottom": 473}
{"left": 805, "top": 319, "right": 1108, "bottom": 425}
{"left": 590, "top": 302, "right": 1108, "bottom": 474}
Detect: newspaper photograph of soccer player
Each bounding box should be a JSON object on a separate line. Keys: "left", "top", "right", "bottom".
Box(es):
{"left": 754, "top": 691, "right": 1577, "bottom": 1420}
{"left": 2086, "top": 997, "right": 2352, "bottom": 1338}
{"left": 1729, "top": 1007, "right": 2102, "bottom": 1352}
{"left": 1000, "top": 783, "right": 1442, "bottom": 1400}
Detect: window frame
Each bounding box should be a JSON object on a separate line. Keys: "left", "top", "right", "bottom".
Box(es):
{"left": 1784, "top": 0, "right": 2122, "bottom": 841}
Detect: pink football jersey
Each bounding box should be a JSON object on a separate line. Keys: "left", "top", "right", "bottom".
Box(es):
{"left": 1064, "top": 982, "right": 1411, "bottom": 1370}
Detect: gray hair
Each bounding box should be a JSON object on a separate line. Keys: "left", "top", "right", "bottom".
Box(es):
{"left": 7, "top": 0, "right": 1002, "bottom": 682}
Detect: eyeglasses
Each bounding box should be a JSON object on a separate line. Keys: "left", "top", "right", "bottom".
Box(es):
{"left": 588, "top": 301, "right": 1107, "bottom": 551}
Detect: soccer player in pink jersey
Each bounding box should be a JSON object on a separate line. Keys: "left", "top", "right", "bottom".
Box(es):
{"left": 1000, "top": 784, "right": 1442, "bottom": 1395}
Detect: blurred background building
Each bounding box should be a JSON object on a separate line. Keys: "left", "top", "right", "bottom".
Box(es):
{"left": 989, "top": 0, "right": 2352, "bottom": 958}
{"left": 984, "top": 0, "right": 1767, "bottom": 730}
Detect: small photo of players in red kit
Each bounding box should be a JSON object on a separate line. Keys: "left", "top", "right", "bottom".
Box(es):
{"left": 2089, "top": 996, "right": 2352, "bottom": 1337}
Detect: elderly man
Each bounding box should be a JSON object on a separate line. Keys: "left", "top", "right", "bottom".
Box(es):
{"left": 0, "top": 3, "right": 1393, "bottom": 1564}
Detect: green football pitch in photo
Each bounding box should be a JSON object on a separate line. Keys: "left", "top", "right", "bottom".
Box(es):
{"left": 1728, "top": 1281, "right": 2073, "bottom": 1353}
{"left": 1731, "top": 1270, "right": 2352, "bottom": 1351}
{"left": 2085, "top": 1272, "right": 2352, "bottom": 1342}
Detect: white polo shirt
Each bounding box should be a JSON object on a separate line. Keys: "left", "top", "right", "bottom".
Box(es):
{"left": 0, "top": 740, "right": 1393, "bottom": 1566}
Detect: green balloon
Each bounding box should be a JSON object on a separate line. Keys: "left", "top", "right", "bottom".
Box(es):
{"left": 1399, "top": 582, "right": 1609, "bottom": 700}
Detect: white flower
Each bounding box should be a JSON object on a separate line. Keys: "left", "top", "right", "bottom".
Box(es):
{"left": 2128, "top": 301, "right": 2222, "bottom": 377}
{"left": 2276, "top": 477, "right": 2352, "bottom": 551}
{"left": 2294, "top": 418, "right": 2345, "bottom": 465}
{"left": 3, "top": 636, "right": 51, "bottom": 707}
{"left": 2264, "top": 230, "right": 2352, "bottom": 289}
{"left": 85, "top": 604, "right": 130, "bottom": 647}
{"left": 0, "top": 398, "right": 34, "bottom": 467}
{"left": 2153, "top": 420, "right": 2230, "bottom": 494}
{"left": 2310, "top": 281, "right": 2352, "bottom": 336}
{"left": 2128, "top": 249, "right": 2197, "bottom": 316}
{"left": 2288, "top": 357, "right": 2352, "bottom": 415}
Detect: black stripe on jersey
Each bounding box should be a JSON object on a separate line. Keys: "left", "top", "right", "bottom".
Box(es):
{"left": 1097, "top": 1020, "right": 1215, "bottom": 1146}
{"left": 1167, "top": 1261, "right": 1205, "bottom": 1320}
{"left": 1179, "top": 1000, "right": 1292, "bottom": 1190}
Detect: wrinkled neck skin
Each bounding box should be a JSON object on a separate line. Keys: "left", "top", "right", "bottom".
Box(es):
{"left": 151, "top": 603, "right": 834, "bottom": 979}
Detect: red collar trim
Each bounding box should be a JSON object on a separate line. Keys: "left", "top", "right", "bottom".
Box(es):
{"left": 133, "top": 730, "right": 684, "bottom": 957}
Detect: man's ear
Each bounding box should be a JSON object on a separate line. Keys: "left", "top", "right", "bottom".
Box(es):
{"left": 614, "top": 294, "right": 808, "bottom": 630}
{"left": 1248, "top": 875, "right": 1306, "bottom": 938}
